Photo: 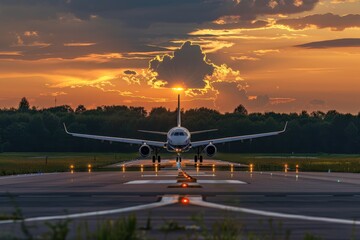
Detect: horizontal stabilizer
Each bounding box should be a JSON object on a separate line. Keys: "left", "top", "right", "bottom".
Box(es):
{"left": 190, "top": 129, "right": 218, "bottom": 135}
{"left": 138, "top": 130, "right": 168, "bottom": 135}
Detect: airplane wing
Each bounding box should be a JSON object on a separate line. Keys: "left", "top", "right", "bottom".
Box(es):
{"left": 191, "top": 122, "right": 287, "bottom": 148}
{"left": 63, "top": 123, "right": 165, "bottom": 148}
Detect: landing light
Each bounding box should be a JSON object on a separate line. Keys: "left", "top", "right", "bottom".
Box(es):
{"left": 181, "top": 183, "right": 188, "bottom": 188}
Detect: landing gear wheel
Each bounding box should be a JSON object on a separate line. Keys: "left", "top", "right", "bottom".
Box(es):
{"left": 152, "top": 156, "right": 156, "bottom": 163}
{"left": 176, "top": 157, "right": 178, "bottom": 162}
{"left": 199, "top": 155, "right": 203, "bottom": 163}
{"left": 179, "top": 157, "right": 182, "bottom": 162}
{"left": 157, "top": 155, "right": 161, "bottom": 163}
{"left": 194, "top": 155, "right": 198, "bottom": 163}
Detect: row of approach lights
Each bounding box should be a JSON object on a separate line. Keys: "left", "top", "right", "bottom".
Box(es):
{"left": 69, "top": 163, "right": 300, "bottom": 173}
{"left": 177, "top": 171, "right": 196, "bottom": 205}
{"left": 249, "top": 163, "right": 299, "bottom": 173}
{"left": 70, "top": 163, "right": 299, "bottom": 173}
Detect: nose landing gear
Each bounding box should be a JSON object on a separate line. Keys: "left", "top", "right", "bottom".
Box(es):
{"left": 194, "top": 147, "right": 203, "bottom": 163}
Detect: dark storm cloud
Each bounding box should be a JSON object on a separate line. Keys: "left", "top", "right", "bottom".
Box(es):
{"left": 0, "top": 0, "right": 319, "bottom": 26}
{"left": 149, "top": 41, "right": 214, "bottom": 88}
{"left": 277, "top": 13, "right": 360, "bottom": 31}
{"left": 296, "top": 38, "right": 360, "bottom": 48}
{"left": 0, "top": 0, "right": 319, "bottom": 61}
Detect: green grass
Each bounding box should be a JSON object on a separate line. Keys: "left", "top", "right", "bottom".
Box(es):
{"left": 0, "top": 152, "right": 138, "bottom": 176}
{"left": 1, "top": 152, "right": 360, "bottom": 176}
{"left": 216, "top": 153, "right": 360, "bottom": 173}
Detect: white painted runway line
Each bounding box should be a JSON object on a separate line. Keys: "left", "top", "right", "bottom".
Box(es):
{"left": 0, "top": 195, "right": 179, "bottom": 225}
{"left": 124, "top": 180, "right": 247, "bottom": 184}
{"left": 188, "top": 196, "right": 360, "bottom": 226}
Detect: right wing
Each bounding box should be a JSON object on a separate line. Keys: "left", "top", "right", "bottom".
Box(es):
{"left": 63, "top": 123, "right": 165, "bottom": 148}
{"left": 191, "top": 122, "right": 287, "bottom": 148}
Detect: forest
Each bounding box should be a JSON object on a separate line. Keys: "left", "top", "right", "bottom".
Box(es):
{"left": 0, "top": 97, "right": 359, "bottom": 154}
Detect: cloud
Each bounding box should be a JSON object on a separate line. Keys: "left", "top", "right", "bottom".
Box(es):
{"left": 231, "top": 56, "right": 260, "bottom": 61}
{"left": 124, "top": 70, "right": 137, "bottom": 75}
{"left": 149, "top": 41, "right": 215, "bottom": 89}
{"left": 276, "top": 13, "right": 360, "bottom": 31}
{"left": 0, "top": 0, "right": 319, "bottom": 26}
{"left": 253, "top": 49, "right": 280, "bottom": 55}
{"left": 296, "top": 38, "right": 360, "bottom": 48}
{"left": 63, "top": 42, "right": 96, "bottom": 47}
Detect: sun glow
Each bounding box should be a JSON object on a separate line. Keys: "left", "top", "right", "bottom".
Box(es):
{"left": 172, "top": 87, "right": 184, "bottom": 92}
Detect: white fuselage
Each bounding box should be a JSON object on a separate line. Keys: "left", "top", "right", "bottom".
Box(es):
{"left": 166, "top": 127, "right": 191, "bottom": 153}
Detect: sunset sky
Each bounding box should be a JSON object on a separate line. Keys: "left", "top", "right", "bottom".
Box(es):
{"left": 0, "top": 0, "right": 359, "bottom": 113}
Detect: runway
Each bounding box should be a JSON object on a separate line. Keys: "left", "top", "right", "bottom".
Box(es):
{"left": 0, "top": 158, "right": 359, "bottom": 239}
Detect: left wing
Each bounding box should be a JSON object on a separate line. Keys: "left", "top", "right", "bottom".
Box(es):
{"left": 191, "top": 122, "right": 287, "bottom": 148}
{"left": 63, "top": 123, "right": 165, "bottom": 148}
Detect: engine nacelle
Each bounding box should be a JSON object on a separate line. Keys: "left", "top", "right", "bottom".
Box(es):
{"left": 139, "top": 144, "right": 152, "bottom": 158}
{"left": 204, "top": 144, "right": 217, "bottom": 157}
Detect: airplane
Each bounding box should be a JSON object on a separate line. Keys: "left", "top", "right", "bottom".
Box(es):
{"left": 63, "top": 94, "right": 287, "bottom": 163}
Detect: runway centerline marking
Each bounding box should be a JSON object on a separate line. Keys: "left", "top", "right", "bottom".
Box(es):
{"left": 124, "top": 180, "right": 247, "bottom": 184}
{"left": 188, "top": 196, "right": 360, "bottom": 226}
{"left": 0, "top": 195, "right": 179, "bottom": 225}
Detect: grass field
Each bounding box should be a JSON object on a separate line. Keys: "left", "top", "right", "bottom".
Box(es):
{"left": 1, "top": 152, "right": 360, "bottom": 176}
{"left": 0, "top": 152, "right": 138, "bottom": 176}
{"left": 216, "top": 153, "right": 360, "bottom": 173}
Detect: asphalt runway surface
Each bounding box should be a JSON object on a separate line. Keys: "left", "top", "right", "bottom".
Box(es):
{"left": 0, "top": 158, "right": 360, "bottom": 239}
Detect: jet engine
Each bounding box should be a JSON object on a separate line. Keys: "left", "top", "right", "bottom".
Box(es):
{"left": 139, "top": 144, "right": 152, "bottom": 157}
{"left": 204, "top": 144, "right": 217, "bottom": 157}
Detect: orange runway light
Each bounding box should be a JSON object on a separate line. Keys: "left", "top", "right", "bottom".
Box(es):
{"left": 88, "top": 164, "right": 92, "bottom": 168}
{"left": 180, "top": 197, "right": 190, "bottom": 204}
{"left": 70, "top": 164, "right": 74, "bottom": 169}
{"left": 285, "top": 164, "right": 288, "bottom": 173}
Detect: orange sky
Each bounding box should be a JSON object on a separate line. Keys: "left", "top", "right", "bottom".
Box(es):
{"left": 0, "top": 0, "right": 359, "bottom": 113}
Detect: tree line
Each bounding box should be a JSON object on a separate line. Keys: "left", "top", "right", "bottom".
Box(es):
{"left": 0, "top": 97, "right": 359, "bottom": 153}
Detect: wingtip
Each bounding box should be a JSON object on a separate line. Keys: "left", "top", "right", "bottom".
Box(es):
{"left": 63, "top": 123, "right": 69, "bottom": 134}
{"left": 283, "top": 121, "right": 288, "bottom": 132}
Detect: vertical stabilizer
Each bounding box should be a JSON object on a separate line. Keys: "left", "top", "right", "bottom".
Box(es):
{"left": 177, "top": 94, "right": 181, "bottom": 127}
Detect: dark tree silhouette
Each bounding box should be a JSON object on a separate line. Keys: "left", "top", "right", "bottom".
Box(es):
{"left": 75, "top": 105, "right": 87, "bottom": 114}
{"left": 18, "top": 97, "right": 30, "bottom": 112}
{"left": 234, "top": 104, "right": 248, "bottom": 115}
{"left": 0, "top": 99, "right": 359, "bottom": 153}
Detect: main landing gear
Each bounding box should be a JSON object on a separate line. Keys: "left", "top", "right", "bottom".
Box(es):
{"left": 152, "top": 149, "right": 161, "bottom": 163}
{"left": 194, "top": 155, "right": 203, "bottom": 163}
{"left": 176, "top": 156, "right": 182, "bottom": 162}
{"left": 152, "top": 155, "right": 161, "bottom": 163}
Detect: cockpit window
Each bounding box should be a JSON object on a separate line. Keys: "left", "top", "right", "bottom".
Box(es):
{"left": 171, "top": 130, "right": 188, "bottom": 136}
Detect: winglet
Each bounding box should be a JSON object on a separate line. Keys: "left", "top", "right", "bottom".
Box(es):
{"left": 63, "top": 123, "right": 70, "bottom": 134}
{"left": 282, "top": 121, "right": 288, "bottom": 133}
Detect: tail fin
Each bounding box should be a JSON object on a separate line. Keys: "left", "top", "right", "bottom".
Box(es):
{"left": 177, "top": 94, "right": 181, "bottom": 127}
